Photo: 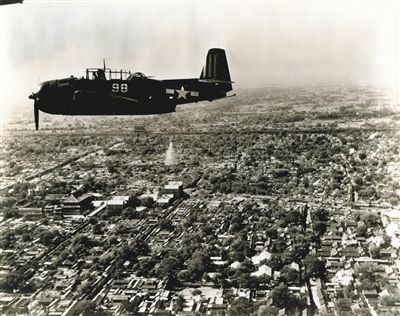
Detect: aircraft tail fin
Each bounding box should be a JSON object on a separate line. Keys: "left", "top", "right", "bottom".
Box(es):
{"left": 200, "top": 48, "right": 232, "bottom": 84}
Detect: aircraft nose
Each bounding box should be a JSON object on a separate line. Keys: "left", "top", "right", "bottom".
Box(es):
{"left": 29, "top": 82, "right": 45, "bottom": 101}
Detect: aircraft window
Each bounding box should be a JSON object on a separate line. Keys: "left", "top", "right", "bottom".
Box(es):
{"left": 86, "top": 68, "right": 131, "bottom": 80}
{"left": 128, "top": 72, "right": 147, "bottom": 80}
{"left": 88, "top": 72, "right": 97, "bottom": 80}
{"left": 96, "top": 69, "right": 106, "bottom": 79}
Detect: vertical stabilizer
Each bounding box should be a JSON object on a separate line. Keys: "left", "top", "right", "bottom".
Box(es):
{"left": 200, "top": 48, "right": 231, "bottom": 83}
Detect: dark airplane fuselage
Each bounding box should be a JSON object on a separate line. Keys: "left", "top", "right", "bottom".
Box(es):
{"left": 30, "top": 48, "right": 233, "bottom": 129}
{"left": 35, "top": 76, "right": 230, "bottom": 116}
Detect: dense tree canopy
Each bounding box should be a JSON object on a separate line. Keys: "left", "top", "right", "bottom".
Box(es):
{"left": 304, "top": 254, "right": 326, "bottom": 279}
{"left": 228, "top": 297, "right": 253, "bottom": 316}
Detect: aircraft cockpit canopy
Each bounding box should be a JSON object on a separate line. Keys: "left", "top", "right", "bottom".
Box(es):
{"left": 86, "top": 68, "right": 132, "bottom": 80}
{"left": 127, "top": 72, "right": 147, "bottom": 80}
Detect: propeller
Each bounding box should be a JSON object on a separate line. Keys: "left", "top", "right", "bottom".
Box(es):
{"left": 29, "top": 92, "right": 39, "bottom": 130}
{"left": 34, "top": 100, "right": 39, "bottom": 130}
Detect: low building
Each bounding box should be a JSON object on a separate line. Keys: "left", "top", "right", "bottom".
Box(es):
{"left": 45, "top": 194, "right": 65, "bottom": 204}
{"left": 107, "top": 199, "right": 125, "bottom": 211}
{"left": 106, "top": 196, "right": 129, "bottom": 211}
{"left": 16, "top": 207, "right": 43, "bottom": 219}
{"left": 157, "top": 194, "right": 174, "bottom": 207}
{"left": 43, "top": 204, "right": 63, "bottom": 219}
{"left": 162, "top": 181, "right": 183, "bottom": 199}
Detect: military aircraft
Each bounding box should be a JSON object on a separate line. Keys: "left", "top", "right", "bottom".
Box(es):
{"left": 29, "top": 48, "right": 233, "bottom": 130}
{"left": 0, "top": 0, "right": 23, "bottom": 5}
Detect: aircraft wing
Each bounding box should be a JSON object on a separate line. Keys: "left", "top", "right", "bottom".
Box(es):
{"left": 0, "top": 0, "right": 23, "bottom": 5}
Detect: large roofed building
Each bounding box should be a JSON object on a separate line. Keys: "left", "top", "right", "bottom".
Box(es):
{"left": 61, "top": 193, "right": 93, "bottom": 216}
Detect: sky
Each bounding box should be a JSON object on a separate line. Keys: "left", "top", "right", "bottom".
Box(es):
{"left": 0, "top": 0, "right": 399, "bottom": 116}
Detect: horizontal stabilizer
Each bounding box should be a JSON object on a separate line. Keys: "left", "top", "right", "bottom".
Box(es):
{"left": 198, "top": 79, "right": 235, "bottom": 84}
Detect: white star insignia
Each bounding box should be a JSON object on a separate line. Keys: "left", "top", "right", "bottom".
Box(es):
{"left": 176, "top": 86, "right": 189, "bottom": 99}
